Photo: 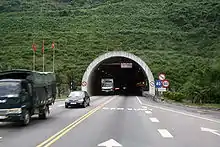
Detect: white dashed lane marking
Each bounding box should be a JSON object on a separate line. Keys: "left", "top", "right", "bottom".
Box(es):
{"left": 102, "top": 107, "right": 150, "bottom": 112}
{"left": 149, "top": 117, "right": 159, "bottom": 123}
{"left": 158, "top": 129, "right": 173, "bottom": 138}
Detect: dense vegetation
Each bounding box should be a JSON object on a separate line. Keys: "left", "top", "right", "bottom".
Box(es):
{"left": 0, "top": 0, "right": 219, "bottom": 103}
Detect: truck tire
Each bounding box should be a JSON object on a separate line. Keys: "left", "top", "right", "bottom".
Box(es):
{"left": 39, "top": 107, "right": 49, "bottom": 119}
{"left": 22, "top": 111, "right": 30, "bottom": 126}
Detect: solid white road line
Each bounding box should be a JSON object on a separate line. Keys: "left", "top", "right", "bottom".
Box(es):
{"left": 145, "top": 111, "right": 152, "bottom": 114}
{"left": 158, "top": 129, "right": 173, "bottom": 138}
{"left": 127, "top": 108, "right": 132, "bottom": 111}
{"left": 136, "top": 96, "right": 143, "bottom": 105}
{"left": 137, "top": 96, "right": 220, "bottom": 124}
{"left": 149, "top": 117, "right": 159, "bottom": 122}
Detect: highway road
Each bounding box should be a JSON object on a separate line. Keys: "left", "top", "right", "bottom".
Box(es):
{"left": 0, "top": 95, "right": 219, "bottom": 147}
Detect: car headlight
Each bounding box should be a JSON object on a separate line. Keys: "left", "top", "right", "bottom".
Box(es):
{"left": 78, "top": 99, "right": 84, "bottom": 102}
{"left": 7, "top": 108, "right": 22, "bottom": 114}
{"left": 65, "top": 99, "right": 70, "bottom": 103}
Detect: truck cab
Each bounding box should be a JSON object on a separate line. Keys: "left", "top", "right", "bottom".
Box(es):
{"left": 101, "top": 78, "right": 114, "bottom": 95}
{"left": 0, "top": 79, "right": 32, "bottom": 124}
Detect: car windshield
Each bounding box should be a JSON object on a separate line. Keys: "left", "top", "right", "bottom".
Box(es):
{"left": 0, "top": 81, "right": 21, "bottom": 97}
{"left": 69, "top": 91, "right": 84, "bottom": 97}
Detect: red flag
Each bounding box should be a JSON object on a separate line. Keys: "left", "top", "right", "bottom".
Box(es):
{"left": 42, "top": 40, "right": 44, "bottom": 53}
{"left": 32, "top": 43, "right": 37, "bottom": 52}
{"left": 52, "top": 42, "right": 55, "bottom": 49}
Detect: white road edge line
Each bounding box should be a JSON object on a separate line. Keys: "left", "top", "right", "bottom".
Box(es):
{"left": 145, "top": 111, "right": 152, "bottom": 114}
{"left": 136, "top": 96, "right": 143, "bottom": 105}
{"left": 158, "top": 129, "right": 173, "bottom": 138}
{"left": 137, "top": 96, "right": 220, "bottom": 124}
{"left": 127, "top": 108, "right": 132, "bottom": 111}
{"left": 117, "top": 108, "right": 124, "bottom": 110}
{"left": 149, "top": 117, "right": 160, "bottom": 122}
{"left": 110, "top": 108, "right": 116, "bottom": 110}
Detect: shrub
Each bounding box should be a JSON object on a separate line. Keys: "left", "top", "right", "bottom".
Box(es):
{"left": 163, "top": 91, "right": 186, "bottom": 102}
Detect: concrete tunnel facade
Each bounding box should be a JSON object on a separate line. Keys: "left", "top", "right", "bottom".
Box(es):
{"left": 81, "top": 51, "right": 155, "bottom": 96}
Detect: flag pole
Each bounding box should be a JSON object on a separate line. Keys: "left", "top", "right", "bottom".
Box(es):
{"left": 52, "top": 42, "right": 55, "bottom": 73}
{"left": 43, "top": 51, "right": 44, "bottom": 72}
{"left": 42, "top": 40, "right": 45, "bottom": 72}
{"left": 32, "top": 41, "right": 36, "bottom": 71}
{"left": 33, "top": 50, "right": 35, "bottom": 71}
{"left": 33, "top": 41, "right": 35, "bottom": 71}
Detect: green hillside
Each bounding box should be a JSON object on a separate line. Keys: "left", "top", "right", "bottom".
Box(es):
{"left": 0, "top": 0, "right": 220, "bottom": 103}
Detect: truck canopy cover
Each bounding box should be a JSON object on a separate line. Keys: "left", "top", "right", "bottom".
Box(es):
{"left": 0, "top": 69, "right": 56, "bottom": 86}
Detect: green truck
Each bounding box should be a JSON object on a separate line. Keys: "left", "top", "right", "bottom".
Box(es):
{"left": 0, "top": 69, "right": 56, "bottom": 125}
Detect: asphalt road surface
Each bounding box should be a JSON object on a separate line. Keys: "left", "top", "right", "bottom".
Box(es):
{"left": 0, "top": 95, "right": 219, "bottom": 147}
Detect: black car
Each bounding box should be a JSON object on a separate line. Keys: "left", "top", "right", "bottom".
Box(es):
{"left": 65, "top": 91, "right": 90, "bottom": 108}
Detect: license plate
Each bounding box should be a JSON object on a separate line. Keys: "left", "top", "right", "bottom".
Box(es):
{"left": 0, "top": 116, "right": 6, "bottom": 119}
{"left": 71, "top": 102, "right": 76, "bottom": 104}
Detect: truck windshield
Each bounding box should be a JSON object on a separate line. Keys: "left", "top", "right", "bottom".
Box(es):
{"left": 102, "top": 82, "right": 113, "bottom": 87}
{"left": 0, "top": 81, "right": 21, "bottom": 97}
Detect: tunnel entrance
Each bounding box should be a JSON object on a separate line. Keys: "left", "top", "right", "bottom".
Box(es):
{"left": 82, "top": 51, "right": 155, "bottom": 96}
{"left": 91, "top": 57, "right": 148, "bottom": 96}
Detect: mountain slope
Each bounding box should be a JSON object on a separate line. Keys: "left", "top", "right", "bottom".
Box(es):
{"left": 0, "top": 0, "right": 219, "bottom": 101}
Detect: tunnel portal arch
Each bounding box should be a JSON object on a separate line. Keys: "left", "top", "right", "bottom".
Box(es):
{"left": 82, "top": 51, "right": 155, "bottom": 96}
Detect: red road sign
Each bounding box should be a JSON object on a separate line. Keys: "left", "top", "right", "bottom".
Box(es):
{"left": 159, "top": 73, "right": 166, "bottom": 81}
{"left": 162, "top": 80, "right": 169, "bottom": 88}
{"left": 81, "top": 81, "right": 87, "bottom": 86}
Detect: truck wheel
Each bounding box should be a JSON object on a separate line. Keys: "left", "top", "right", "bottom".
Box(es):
{"left": 22, "top": 111, "right": 30, "bottom": 126}
{"left": 39, "top": 107, "right": 49, "bottom": 119}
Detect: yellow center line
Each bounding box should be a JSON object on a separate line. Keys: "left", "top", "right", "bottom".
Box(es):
{"left": 36, "top": 97, "right": 115, "bottom": 147}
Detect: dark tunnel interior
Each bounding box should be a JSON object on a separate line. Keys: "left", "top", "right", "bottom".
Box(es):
{"left": 89, "top": 57, "right": 149, "bottom": 96}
